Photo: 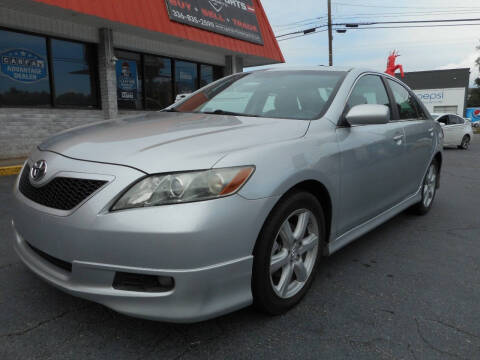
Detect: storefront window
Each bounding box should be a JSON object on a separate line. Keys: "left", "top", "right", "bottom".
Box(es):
{"left": 144, "top": 55, "right": 172, "bottom": 109}
{"left": 114, "top": 48, "right": 223, "bottom": 110}
{"left": 51, "top": 39, "right": 97, "bottom": 107}
{"left": 200, "top": 64, "right": 213, "bottom": 88}
{"left": 175, "top": 60, "right": 198, "bottom": 96}
{"left": 116, "top": 50, "right": 143, "bottom": 110}
{"left": 0, "top": 29, "right": 50, "bottom": 107}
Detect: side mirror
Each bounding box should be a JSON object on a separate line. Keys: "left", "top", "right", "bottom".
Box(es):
{"left": 345, "top": 104, "right": 390, "bottom": 126}
{"left": 439, "top": 122, "right": 446, "bottom": 127}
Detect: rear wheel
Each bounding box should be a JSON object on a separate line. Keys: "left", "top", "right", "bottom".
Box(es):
{"left": 252, "top": 191, "right": 325, "bottom": 315}
{"left": 458, "top": 135, "right": 470, "bottom": 150}
{"left": 410, "top": 161, "right": 438, "bottom": 215}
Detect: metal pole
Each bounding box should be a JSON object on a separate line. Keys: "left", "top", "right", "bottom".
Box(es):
{"left": 328, "top": 0, "right": 333, "bottom": 66}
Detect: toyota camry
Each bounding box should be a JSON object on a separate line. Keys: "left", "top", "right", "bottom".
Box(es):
{"left": 11, "top": 67, "right": 443, "bottom": 322}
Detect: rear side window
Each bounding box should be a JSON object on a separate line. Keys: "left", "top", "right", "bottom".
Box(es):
{"left": 387, "top": 79, "right": 419, "bottom": 120}
{"left": 346, "top": 75, "right": 391, "bottom": 114}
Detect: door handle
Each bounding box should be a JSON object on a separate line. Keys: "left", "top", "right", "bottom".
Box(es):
{"left": 393, "top": 134, "right": 404, "bottom": 141}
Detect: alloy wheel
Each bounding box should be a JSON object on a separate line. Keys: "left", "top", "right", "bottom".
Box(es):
{"left": 269, "top": 209, "right": 319, "bottom": 299}
{"left": 422, "top": 164, "right": 437, "bottom": 208}
{"left": 461, "top": 136, "right": 470, "bottom": 149}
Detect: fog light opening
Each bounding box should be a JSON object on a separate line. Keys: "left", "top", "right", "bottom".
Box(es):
{"left": 112, "top": 272, "right": 175, "bottom": 293}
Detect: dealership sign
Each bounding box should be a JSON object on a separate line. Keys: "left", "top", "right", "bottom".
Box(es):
{"left": 165, "top": 0, "right": 263, "bottom": 44}
{"left": 0, "top": 49, "right": 48, "bottom": 83}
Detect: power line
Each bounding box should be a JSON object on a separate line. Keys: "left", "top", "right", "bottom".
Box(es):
{"left": 273, "top": 20, "right": 325, "bottom": 32}
{"left": 332, "top": 10, "right": 480, "bottom": 20}
{"left": 276, "top": 10, "right": 480, "bottom": 27}
{"left": 334, "top": 2, "right": 480, "bottom": 10}
{"left": 277, "top": 29, "right": 328, "bottom": 42}
{"left": 333, "top": 17, "right": 480, "bottom": 26}
{"left": 276, "top": 24, "right": 328, "bottom": 38}
{"left": 276, "top": 17, "right": 480, "bottom": 38}
{"left": 277, "top": 22, "right": 480, "bottom": 42}
{"left": 273, "top": 16, "right": 326, "bottom": 28}
{"left": 335, "top": 23, "right": 480, "bottom": 30}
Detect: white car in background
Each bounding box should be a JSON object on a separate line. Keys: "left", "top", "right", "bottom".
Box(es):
{"left": 432, "top": 113, "right": 474, "bottom": 150}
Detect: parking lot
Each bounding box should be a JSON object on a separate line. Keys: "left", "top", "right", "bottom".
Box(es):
{"left": 1, "top": 137, "right": 479, "bottom": 360}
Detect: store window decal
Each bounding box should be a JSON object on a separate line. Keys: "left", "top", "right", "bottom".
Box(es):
{"left": 0, "top": 48, "right": 48, "bottom": 83}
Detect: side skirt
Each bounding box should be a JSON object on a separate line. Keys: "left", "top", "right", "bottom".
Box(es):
{"left": 326, "top": 190, "right": 422, "bottom": 255}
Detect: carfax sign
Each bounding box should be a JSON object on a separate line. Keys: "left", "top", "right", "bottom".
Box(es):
{"left": 165, "top": 0, "right": 264, "bottom": 45}
{"left": 0, "top": 49, "right": 48, "bottom": 83}
{"left": 116, "top": 60, "right": 138, "bottom": 101}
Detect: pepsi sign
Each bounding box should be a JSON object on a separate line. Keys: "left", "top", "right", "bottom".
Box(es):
{"left": 466, "top": 108, "right": 480, "bottom": 123}
{"left": 415, "top": 91, "right": 444, "bottom": 104}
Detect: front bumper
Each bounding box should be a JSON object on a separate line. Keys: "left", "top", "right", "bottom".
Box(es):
{"left": 11, "top": 150, "right": 279, "bottom": 322}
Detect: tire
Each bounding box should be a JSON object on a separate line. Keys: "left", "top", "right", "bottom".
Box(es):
{"left": 410, "top": 161, "right": 439, "bottom": 215}
{"left": 252, "top": 191, "right": 325, "bottom": 315}
{"left": 458, "top": 135, "right": 470, "bottom": 150}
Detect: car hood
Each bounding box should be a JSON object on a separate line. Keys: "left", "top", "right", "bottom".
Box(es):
{"left": 39, "top": 112, "right": 310, "bottom": 174}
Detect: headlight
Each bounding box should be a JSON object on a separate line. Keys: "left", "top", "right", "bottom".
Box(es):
{"left": 111, "top": 166, "right": 255, "bottom": 210}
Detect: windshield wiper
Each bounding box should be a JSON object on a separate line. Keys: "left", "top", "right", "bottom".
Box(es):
{"left": 161, "top": 108, "right": 178, "bottom": 112}
{"left": 200, "top": 109, "right": 260, "bottom": 117}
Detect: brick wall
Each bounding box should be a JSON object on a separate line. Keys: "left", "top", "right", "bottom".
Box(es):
{"left": 0, "top": 108, "right": 104, "bottom": 159}
{"left": 0, "top": 108, "right": 147, "bottom": 160}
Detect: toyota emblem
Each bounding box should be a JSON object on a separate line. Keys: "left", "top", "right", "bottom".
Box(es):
{"left": 30, "top": 160, "right": 47, "bottom": 182}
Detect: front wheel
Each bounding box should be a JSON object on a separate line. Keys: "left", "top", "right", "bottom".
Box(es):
{"left": 252, "top": 191, "right": 325, "bottom": 315}
{"left": 458, "top": 135, "right": 470, "bottom": 150}
{"left": 410, "top": 161, "right": 438, "bottom": 215}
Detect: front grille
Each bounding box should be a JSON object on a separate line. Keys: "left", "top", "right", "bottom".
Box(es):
{"left": 27, "top": 242, "right": 72, "bottom": 273}
{"left": 19, "top": 164, "right": 107, "bottom": 211}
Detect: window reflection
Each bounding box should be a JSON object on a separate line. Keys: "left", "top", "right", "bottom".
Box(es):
{"left": 200, "top": 64, "right": 213, "bottom": 87}
{"left": 145, "top": 55, "right": 172, "bottom": 109}
{"left": 175, "top": 60, "right": 198, "bottom": 96}
{"left": 51, "top": 39, "right": 97, "bottom": 107}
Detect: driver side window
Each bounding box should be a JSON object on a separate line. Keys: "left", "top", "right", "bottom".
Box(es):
{"left": 346, "top": 75, "right": 391, "bottom": 118}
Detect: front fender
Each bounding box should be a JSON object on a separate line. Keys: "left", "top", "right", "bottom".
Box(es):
{"left": 214, "top": 121, "right": 341, "bottom": 240}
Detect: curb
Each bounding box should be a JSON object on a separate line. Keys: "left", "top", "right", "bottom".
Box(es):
{"left": 0, "top": 165, "right": 22, "bottom": 177}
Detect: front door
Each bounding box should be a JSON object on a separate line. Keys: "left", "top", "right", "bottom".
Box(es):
{"left": 336, "top": 74, "right": 408, "bottom": 236}
{"left": 386, "top": 79, "right": 434, "bottom": 195}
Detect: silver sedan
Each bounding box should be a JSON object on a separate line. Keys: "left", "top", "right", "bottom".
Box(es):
{"left": 11, "top": 67, "right": 443, "bottom": 322}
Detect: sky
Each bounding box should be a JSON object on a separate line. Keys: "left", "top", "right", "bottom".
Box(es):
{"left": 251, "top": 0, "right": 480, "bottom": 85}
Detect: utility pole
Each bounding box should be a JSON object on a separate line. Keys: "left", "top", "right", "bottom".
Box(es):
{"left": 327, "top": 0, "right": 333, "bottom": 66}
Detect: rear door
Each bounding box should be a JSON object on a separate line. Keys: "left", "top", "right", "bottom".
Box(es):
{"left": 385, "top": 79, "right": 435, "bottom": 195}
{"left": 449, "top": 115, "right": 465, "bottom": 145}
{"left": 336, "top": 74, "right": 408, "bottom": 235}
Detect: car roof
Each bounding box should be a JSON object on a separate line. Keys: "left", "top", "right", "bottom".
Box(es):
{"left": 250, "top": 65, "right": 353, "bottom": 73}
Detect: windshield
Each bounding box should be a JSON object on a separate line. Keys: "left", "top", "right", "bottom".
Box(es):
{"left": 171, "top": 70, "right": 346, "bottom": 120}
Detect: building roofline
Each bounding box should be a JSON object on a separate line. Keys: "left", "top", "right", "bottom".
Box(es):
{"left": 403, "top": 68, "right": 471, "bottom": 75}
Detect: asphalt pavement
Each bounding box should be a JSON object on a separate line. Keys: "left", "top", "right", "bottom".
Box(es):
{"left": 1, "top": 137, "right": 479, "bottom": 359}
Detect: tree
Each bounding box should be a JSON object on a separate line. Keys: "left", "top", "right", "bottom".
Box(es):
{"left": 467, "top": 42, "right": 480, "bottom": 107}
